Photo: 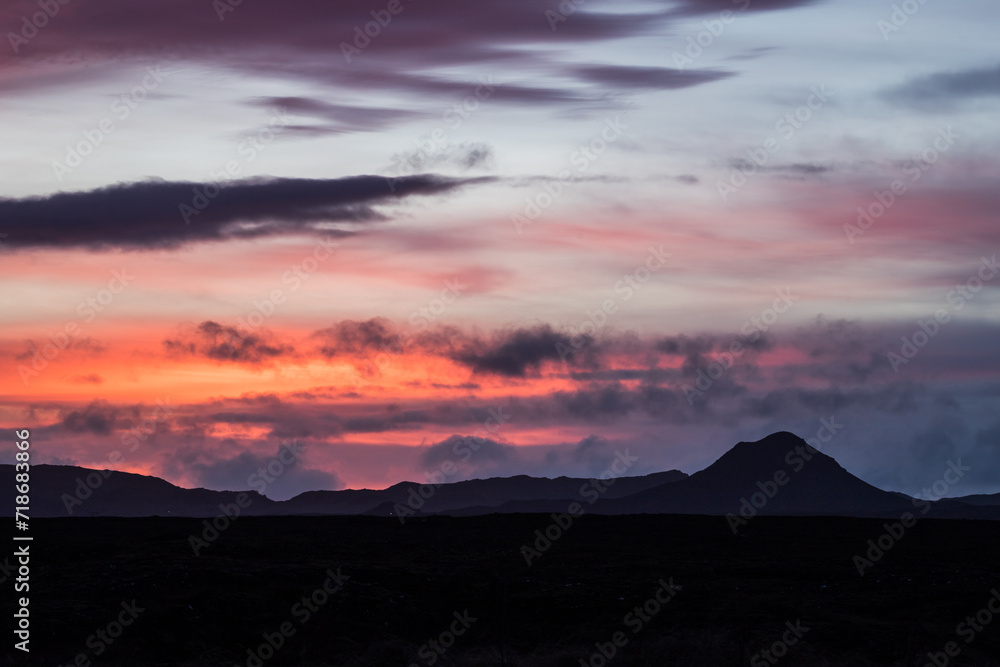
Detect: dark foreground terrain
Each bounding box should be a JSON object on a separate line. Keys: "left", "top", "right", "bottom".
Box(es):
{"left": 5, "top": 514, "right": 1000, "bottom": 666}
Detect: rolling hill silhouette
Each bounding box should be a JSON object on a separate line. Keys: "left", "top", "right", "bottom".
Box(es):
{"left": 0, "top": 463, "right": 686, "bottom": 518}
{"left": 5, "top": 432, "right": 998, "bottom": 519}
{"left": 1, "top": 464, "right": 280, "bottom": 517}
{"left": 288, "top": 470, "right": 688, "bottom": 516}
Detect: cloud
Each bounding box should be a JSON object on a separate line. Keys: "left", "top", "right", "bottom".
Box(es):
{"left": 391, "top": 142, "right": 495, "bottom": 175}
{"left": 14, "top": 337, "right": 106, "bottom": 361}
{"left": 886, "top": 64, "right": 1000, "bottom": 110}
{"left": 0, "top": 175, "right": 490, "bottom": 250}
{"left": 313, "top": 318, "right": 404, "bottom": 358}
{"left": 667, "top": 0, "right": 821, "bottom": 16}
{"left": 727, "top": 159, "right": 831, "bottom": 177}
{"left": 655, "top": 332, "right": 773, "bottom": 376}
{"left": 421, "top": 434, "right": 515, "bottom": 467}
{"left": 60, "top": 400, "right": 120, "bottom": 435}
{"left": 571, "top": 64, "right": 733, "bottom": 90}
{"left": 0, "top": 0, "right": 815, "bottom": 115}
{"left": 164, "top": 321, "right": 294, "bottom": 364}
{"left": 452, "top": 324, "right": 595, "bottom": 377}
{"left": 184, "top": 441, "right": 343, "bottom": 500}
{"left": 251, "top": 96, "right": 426, "bottom": 134}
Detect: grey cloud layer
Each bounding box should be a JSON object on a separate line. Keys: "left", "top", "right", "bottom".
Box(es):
{"left": 0, "top": 0, "right": 822, "bottom": 116}
{"left": 0, "top": 175, "right": 489, "bottom": 250}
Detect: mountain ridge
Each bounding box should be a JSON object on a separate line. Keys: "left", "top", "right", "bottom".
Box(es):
{"left": 5, "top": 432, "right": 998, "bottom": 519}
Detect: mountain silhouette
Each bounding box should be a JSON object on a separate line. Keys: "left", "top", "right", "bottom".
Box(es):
{"left": 947, "top": 493, "right": 1000, "bottom": 507}
{"left": 291, "top": 470, "right": 688, "bottom": 516}
{"left": 0, "top": 464, "right": 279, "bottom": 517}
{"left": 0, "top": 464, "right": 686, "bottom": 518}
{"left": 597, "top": 431, "right": 916, "bottom": 517}
{"left": 5, "top": 432, "right": 998, "bottom": 519}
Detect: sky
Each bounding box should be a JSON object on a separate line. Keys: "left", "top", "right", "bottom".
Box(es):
{"left": 1, "top": 0, "right": 999, "bottom": 501}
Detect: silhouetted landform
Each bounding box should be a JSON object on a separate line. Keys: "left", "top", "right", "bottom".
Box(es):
{"left": 0, "top": 462, "right": 687, "bottom": 518}
{"left": 947, "top": 493, "right": 1000, "bottom": 506}
{"left": 11, "top": 514, "right": 1000, "bottom": 666}
{"left": 5, "top": 432, "right": 998, "bottom": 519}
{"left": 597, "top": 431, "right": 926, "bottom": 517}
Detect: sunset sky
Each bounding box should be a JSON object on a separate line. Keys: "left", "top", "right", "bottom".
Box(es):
{"left": 2, "top": 0, "right": 999, "bottom": 500}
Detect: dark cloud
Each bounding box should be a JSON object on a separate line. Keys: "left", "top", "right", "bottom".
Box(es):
{"left": 201, "top": 396, "right": 345, "bottom": 440}
{"left": 655, "top": 335, "right": 714, "bottom": 357}
{"left": 185, "top": 442, "right": 343, "bottom": 500}
{"left": 421, "top": 434, "right": 515, "bottom": 467}
{"left": 208, "top": 412, "right": 276, "bottom": 424}
{"left": 60, "top": 400, "right": 119, "bottom": 435}
{"left": 571, "top": 434, "right": 611, "bottom": 460}
{"left": 14, "top": 337, "right": 106, "bottom": 360}
{"left": 727, "top": 159, "right": 831, "bottom": 177}
{"left": 0, "top": 1, "right": 661, "bottom": 102}
{"left": 164, "top": 321, "right": 293, "bottom": 364}
{"left": 570, "top": 369, "right": 649, "bottom": 382}
{"left": 782, "top": 163, "right": 830, "bottom": 175}
{"left": 0, "top": 175, "right": 489, "bottom": 250}
{"left": 667, "top": 0, "right": 821, "bottom": 16}
{"left": 886, "top": 64, "right": 1000, "bottom": 110}
{"left": 313, "top": 318, "right": 404, "bottom": 358}
{"left": 342, "top": 410, "right": 431, "bottom": 433}
{"left": 0, "top": 0, "right": 801, "bottom": 117}
{"left": 391, "top": 142, "right": 495, "bottom": 175}
{"left": 655, "top": 332, "right": 772, "bottom": 361}
{"left": 556, "top": 383, "right": 638, "bottom": 421}
{"left": 571, "top": 64, "right": 733, "bottom": 90}
{"left": 452, "top": 324, "right": 594, "bottom": 377}
{"left": 430, "top": 382, "right": 481, "bottom": 390}
{"left": 252, "top": 96, "right": 425, "bottom": 134}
